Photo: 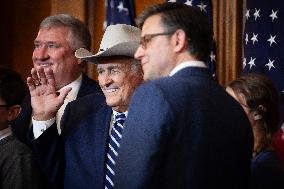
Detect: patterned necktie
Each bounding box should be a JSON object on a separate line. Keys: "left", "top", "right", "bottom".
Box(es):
{"left": 105, "top": 113, "right": 126, "bottom": 189}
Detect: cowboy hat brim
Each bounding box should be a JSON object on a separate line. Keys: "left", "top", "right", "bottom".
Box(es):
{"left": 75, "top": 41, "right": 140, "bottom": 64}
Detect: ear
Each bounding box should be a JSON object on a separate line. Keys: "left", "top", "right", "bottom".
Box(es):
{"left": 252, "top": 111, "right": 262, "bottom": 121}
{"left": 77, "top": 58, "right": 85, "bottom": 65}
{"left": 7, "top": 105, "right": 22, "bottom": 121}
{"left": 172, "top": 29, "right": 187, "bottom": 53}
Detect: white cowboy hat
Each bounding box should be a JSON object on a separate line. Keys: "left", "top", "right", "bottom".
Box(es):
{"left": 75, "top": 24, "right": 141, "bottom": 63}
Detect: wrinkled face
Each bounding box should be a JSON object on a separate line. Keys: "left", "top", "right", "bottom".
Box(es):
{"left": 32, "top": 26, "right": 82, "bottom": 90}
{"left": 97, "top": 57, "right": 143, "bottom": 112}
{"left": 135, "top": 14, "right": 175, "bottom": 81}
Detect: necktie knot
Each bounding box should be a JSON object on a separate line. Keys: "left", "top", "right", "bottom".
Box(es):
{"left": 115, "top": 113, "right": 126, "bottom": 122}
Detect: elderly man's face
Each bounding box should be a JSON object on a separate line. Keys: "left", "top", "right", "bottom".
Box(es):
{"left": 32, "top": 26, "right": 82, "bottom": 90}
{"left": 97, "top": 57, "right": 143, "bottom": 112}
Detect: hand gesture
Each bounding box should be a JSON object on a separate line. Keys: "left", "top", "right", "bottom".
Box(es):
{"left": 27, "top": 67, "right": 72, "bottom": 121}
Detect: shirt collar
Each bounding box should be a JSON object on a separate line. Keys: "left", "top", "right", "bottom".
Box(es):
{"left": 169, "top": 60, "right": 207, "bottom": 76}
{"left": 0, "top": 126, "right": 12, "bottom": 141}
{"left": 58, "top": 74, "right": 83, "bottom": 101}
{"left": 112, "top": 110, "right": 128, "bottom": 118}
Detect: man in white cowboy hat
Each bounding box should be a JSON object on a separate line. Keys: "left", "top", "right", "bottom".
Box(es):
{"left": 27, "top": 24, "right": 143, "bottom": 189}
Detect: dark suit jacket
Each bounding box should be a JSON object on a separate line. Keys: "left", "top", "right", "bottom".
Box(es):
{"left": 11, "top": 73, "right": 101, "bottom": 145}
{"left": 115, "top": 67, "right": 254, "bottom": 189}
{"left": 32, "top": 93, "right": 111, "bottom": 189}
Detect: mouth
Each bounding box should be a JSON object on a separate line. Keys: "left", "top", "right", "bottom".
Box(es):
{"left": 104, "top": 88, "right": 119, "bottom": 94}
{"left": 36, "top": 62, "right": 53, "bottom": 68}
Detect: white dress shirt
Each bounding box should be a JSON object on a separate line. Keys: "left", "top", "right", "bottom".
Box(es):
{"left": 33, "top": 74, "right": 82, "bottom": 138}
{"left": 109, "top": 110, "right": 128, "bottom": 135}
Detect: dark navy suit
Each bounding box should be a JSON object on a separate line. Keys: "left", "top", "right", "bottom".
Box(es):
{"left": 11, "top": 73, "right": 101, "bottom": 145}
{"left": 115, "top": 67, "right": 254, "bottom": 189}
{"left": 32, "top": 93, "right": 111, "bottom": 189}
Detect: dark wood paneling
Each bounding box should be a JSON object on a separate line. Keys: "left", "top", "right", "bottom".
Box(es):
{"left": 2, "top": 0, "right": 51, "bottom": 80}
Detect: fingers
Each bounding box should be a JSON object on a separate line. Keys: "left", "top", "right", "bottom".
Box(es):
{"left": 27, "top": 77, "right": 36, "bottom": 91}
{"left": 38, "top": 67, "right": 47, "bottom": 85}
{"left": 30, "top": 67, "right": 55, "bottom": 87}
{"left": 45, "top": 68, "right": 56, "bottom": 88}
{"left": 31, "top": 67, "right": 41, "bottom": 86}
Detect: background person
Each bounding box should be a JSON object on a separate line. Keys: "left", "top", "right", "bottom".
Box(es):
{"left": 226, "top": 73, "right": 284, "bottom": 189}
{"left": 0, "top": 66, "right": 45, "bottom": 189}
{"left": 12, "top": 14, "right": 101, "bottom": 144}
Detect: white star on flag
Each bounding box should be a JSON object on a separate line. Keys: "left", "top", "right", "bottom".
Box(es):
{"left": 245, "top": 9, "right": 250, "bottom": 20}
{"left": 197, "top": 2, "right": 207, "bottom": 12}
{"left": 243, "top": 1, "right": 284, "bottom": 119}
{"left": 269, "top": 10, "right": 278, "bottom": 22}
{"left": 184, "top": 0, "right": 193, "bottom": 6}
{"left": 267, "top": 34, "right": 276, "bottom": 46}
{"left": 253, "top": 8, "right": 260, "bottom": 20}
{"left": 251, "top": 33, "right": 258, "bottom": 45}
{"left": 248, "top": 57, "right": 256, "bottom": 69}
{"left": 265, "top": 59, "right": 275, "bottom": 70}
{"left": 209, "top": 51, "right": 216, "bottom": 62}
{"left": 245, "top": 33, "right": 249, "bottom": 45}
{"left": 117, "top": 1, "right": 128, "bottom": 13}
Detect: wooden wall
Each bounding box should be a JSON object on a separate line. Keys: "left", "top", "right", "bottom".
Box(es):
{"left": 1, "top": 0, "right": 50, "bottom": 81}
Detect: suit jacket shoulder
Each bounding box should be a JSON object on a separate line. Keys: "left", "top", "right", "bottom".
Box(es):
{"left": 78, "top": 73, "right": 101, "bottom": 98}
{"left": 115, "top": 67, "right": 253, "bottom": 189}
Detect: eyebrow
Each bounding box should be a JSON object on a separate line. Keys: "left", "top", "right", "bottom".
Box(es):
{"left": 98, "top": 64, "right": 120, "bottom": 70}
{"left": 107, "top": 65, "right": 120, "bottom": 70}
{"left": 34, "top": 40, "right": 59, "bottom": 44}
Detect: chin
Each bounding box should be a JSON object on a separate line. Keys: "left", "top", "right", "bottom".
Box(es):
{"left": 106, "top": 100, "right": 118, "bottom": 108}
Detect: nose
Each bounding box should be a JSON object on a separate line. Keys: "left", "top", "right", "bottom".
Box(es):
{"left": 99, "top": 72, "right": 113, "bottom": 88}
{"left": 33, "top": 46, "right": 49, "bottom": 61}
{"left": 134, "top": 45, "right": 145, "bottom": 60}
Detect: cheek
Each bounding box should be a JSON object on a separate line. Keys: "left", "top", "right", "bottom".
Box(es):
{"left": 32, "top": 51, "right": 36, "bottom": 60}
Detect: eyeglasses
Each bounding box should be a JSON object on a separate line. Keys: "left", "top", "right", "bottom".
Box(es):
{"left": 140, "top": 32, "right": 174, "bottom": 49}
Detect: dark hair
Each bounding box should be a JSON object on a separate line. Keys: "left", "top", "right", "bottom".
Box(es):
{"left": 136, "top": 3, "right": 213, "bottom": 62}
{"left": 227, "top": 73, "right": 280, "bottom": 153}
{"left": 0, "top": 67, "right": 27, "bottom": 107}
{"left": 40, "top": 14, "right": 92, "bottom": 50}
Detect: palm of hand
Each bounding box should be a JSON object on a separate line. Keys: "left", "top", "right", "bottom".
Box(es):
{"left": 27, "top": 67, "right": 71, "bottom": 121}
{"left": 31, "top": 82, "right": 64, "bottom": 119}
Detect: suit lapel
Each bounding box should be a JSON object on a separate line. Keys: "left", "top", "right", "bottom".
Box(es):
{"left": 77, "top": 73, "right": 101, "bottom": 98}
{"left": 93, "top": 106, "right": 112, "bottom": 188}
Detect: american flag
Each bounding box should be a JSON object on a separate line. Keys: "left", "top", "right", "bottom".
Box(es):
{"left": 167, "top": 0, "right": 217, "bottom": 79}
{"left": 105, "top": 0, "right": 136, "bottom": 28}
{"left": 243, "top": 0, "right": 284, "bottom": 122}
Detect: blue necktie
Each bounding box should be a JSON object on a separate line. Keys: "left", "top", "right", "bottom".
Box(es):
{"left": 105, "top": 113, "right": 126, "bottom": 189}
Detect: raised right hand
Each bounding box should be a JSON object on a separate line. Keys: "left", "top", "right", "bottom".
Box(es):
{"left": 27, "top": 67, "right": 71, "bottom": 121}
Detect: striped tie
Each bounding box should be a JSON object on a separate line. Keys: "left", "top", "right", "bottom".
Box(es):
{"left": 105, "top": 113, "right": 126, "bottom": 189}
